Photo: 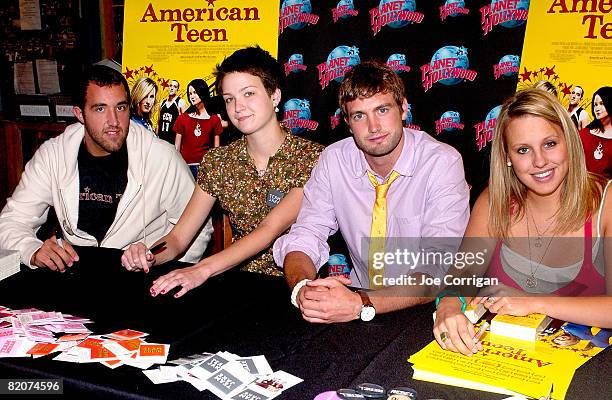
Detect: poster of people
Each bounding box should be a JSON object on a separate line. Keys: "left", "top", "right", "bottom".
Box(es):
{"left": 518, "top": 0, "right": 611, "bottom": 177}
{"left": 122, "top": 0, "right": 280, "bottom": 134}
{"left": 517, "top": 0, "right": 611, "bottom": 126}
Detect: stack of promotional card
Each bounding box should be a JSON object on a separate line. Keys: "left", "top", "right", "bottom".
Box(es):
{"left": 143, "top": 350, "right": 303, "bottom": 399}
{"left": 0, "top": 250, "right": 20, "bottom": 282}
{"left": 0, "top": 306, "right": 170, "bottom": 369}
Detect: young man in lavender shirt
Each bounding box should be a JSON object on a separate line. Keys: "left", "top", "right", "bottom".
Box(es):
{"left": 273, "top": 61, "right": 470, "bottom": 323}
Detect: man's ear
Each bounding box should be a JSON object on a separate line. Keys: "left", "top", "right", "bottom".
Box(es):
{"left": 400, "top": 98, "right": 408, "bottom": 121}
{"left": 73, "top": 106, "right": 85, "bottom": 124}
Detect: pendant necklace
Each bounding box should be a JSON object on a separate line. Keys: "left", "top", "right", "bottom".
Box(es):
{"left": 529, "top": 206, "right": 557, "bottom": 248}
{"left": 525, "top": 204, "right": 555, "bottom": 288}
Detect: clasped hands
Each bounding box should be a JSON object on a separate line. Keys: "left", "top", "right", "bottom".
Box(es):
{"left": 296, "top": 276, "right": 362, "bottom": 324}
{"left": 121, "top": 242, "right": 209, "bottom": 299}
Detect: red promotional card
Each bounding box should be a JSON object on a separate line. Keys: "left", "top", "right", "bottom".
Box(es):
{"left": 109, "top": 329, "right": 148, "bottom": 340}
{"left": 139, "top": 344, "right": 165, "bottom": 357}
{"left": 117, "top": 339, "right": 142, "bottom": 351}
{"left": 27, "top": 343, "right": 59, "bottom": 356}
{"left": 77, "top": 338, "right": 104, "bottom": 349}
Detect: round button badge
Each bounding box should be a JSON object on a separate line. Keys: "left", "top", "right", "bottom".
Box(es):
{"left": 356, "top": 383, "right": 386, "bottom": 398}
{"left": 337, "top": 388, "right": 366, "bottom": 399}
{"left": 314, "top": 391, "right": 342, "bottom": 400}
{"left": 387, "top": 386, "right": 418, "bottom": 400}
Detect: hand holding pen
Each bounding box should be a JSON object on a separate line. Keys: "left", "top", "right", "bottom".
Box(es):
{"left": 30, "top": 227, "right": 79, "bottom": 272}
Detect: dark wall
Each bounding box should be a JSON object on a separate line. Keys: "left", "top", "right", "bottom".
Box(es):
{"left": 278, "top": 0, "right": 528, "bottom": 200}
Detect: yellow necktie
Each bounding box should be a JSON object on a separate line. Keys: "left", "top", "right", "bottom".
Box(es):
{"left": 367, "top": 170, "right": 400, "bottom": 289}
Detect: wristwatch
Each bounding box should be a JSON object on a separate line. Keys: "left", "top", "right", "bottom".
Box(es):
{"left": 357, "top": 290, "right": 376, "bottom": 322}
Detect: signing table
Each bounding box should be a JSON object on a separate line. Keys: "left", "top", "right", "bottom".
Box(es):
{"left": 0, "top": 247, "right": 609, "bottom": 399}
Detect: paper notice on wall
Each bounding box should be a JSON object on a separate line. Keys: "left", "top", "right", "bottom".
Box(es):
{"left": 19, "top": 0, "right": 42, "bottom": 30}
{"left": 36, "top": 60, "right": 61, "bottom": 94}
{"left": 14, "top": 61, "right": 36, "bottom": 94}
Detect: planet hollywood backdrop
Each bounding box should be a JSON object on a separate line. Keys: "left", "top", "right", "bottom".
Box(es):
{"left": 278, "top": 0, "right": 529, "bottom": 200}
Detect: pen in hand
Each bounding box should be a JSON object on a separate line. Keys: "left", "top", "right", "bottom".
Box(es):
{"left": 471, "top": 321, "right": 489, "bottom": 352}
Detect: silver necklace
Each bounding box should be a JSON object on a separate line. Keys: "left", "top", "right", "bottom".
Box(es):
{"left": 525, "top": 205, "right": 555, "bottom": 288}
{"left": 529, "top": 209, "right": 556, "bottom": 248}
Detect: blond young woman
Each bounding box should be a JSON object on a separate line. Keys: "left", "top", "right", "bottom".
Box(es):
{"left": 130, "top": 77, "right": 158, "bottom": 132}
{"left": 433, "top": 88, "right": 612, "bottom": 356}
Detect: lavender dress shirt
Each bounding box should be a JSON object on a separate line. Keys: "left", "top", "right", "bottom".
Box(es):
{"left": 273, "top": 128, "right": 470, "bottom": 289}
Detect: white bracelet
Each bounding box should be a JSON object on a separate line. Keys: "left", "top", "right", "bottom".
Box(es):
{"left": 291, "top": 279, "right": 312, "bottom": 308}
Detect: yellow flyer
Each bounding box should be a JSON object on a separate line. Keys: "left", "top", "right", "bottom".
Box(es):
{"left": 122, "top": 0, "right": 280, "bottom": 127}
{"left": 517, "top": 0, "right": 612, "bottom": 120}
{"left": 409, "top": 322, "right": 611, "bottom": 399}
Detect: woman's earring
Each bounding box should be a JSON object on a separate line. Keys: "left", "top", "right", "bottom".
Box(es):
{"left": 507, "top": 161, "right": 512, "bottom": 167}
{"left": 274, "top": 106, "right": 279, "bottom": 113}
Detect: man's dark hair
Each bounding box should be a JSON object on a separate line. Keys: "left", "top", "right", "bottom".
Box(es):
{"left": 73, "top": 65, "right": 130, "bottom": 109}
{"left": 214, "top": 46, "right": 284, "bottom": 96}
{"left": 338, "top": 60, "right": 405, "bottom": 117}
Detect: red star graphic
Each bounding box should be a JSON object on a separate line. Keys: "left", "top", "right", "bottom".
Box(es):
{"left": 152, "top": 71, "right": 157, "bottom": 77}
{"left": 544, "top": 66, "right": 556, "bottom": 79}
{"left": 539, "top": 67, "right": 545, "bottom": 73}
{"left": 144, "top": 65, "right": 154, "bottom": 75}
{"left": 561, "top": 83, "right": 572, "bottom": 96}
{"left": 520, "top": 67, "right": 532, "bottom": 82}
{"left": 140, "top": 67, "right": 145, "bottom": 71}
{"left": 206, "top": 0, "right": 216, "bottom": 6}
{"left": 553, "top": 75, "right": 559, "bottom": 80}
{"left": 531, "top": 71, "right": 538, "bottom": 78}
{"left": 160, "top": 79, "right": 169, "bottom": 89}
{"left": 124, "top": 67, "right": 134, "bottom": 80}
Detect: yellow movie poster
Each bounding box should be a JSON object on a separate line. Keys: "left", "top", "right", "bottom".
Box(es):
{"left": 517, "top": 0, "right": 611, "bottom": 124}
{"left": 122, "top": 0, "right": 280, "bottom": 130}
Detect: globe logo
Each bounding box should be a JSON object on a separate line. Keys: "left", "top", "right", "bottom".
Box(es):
{"left": 387, "top": 53, "right": 409, "bottom": 73}
{"left": 281, "top": 0, "right": 313, "bottom": 30}
{"left": 430, "top": 46, "right": 470, "bottom": 86}
{"left": 498, "top": 55, "right": 520, "bottom": 76}
{"left": 485, "top": 105, "right": 502, "bottom": 127}
{"left": 283, "top": 98, "right": 312, "bottom": 134}
{"left": 378, "top": 0, "right": 417, "bottom": 28}
{"left": 289, "top": 54, "right": 304, "bottom": 65}
{"left": 329, "top": 253, "right": 347, "bottom": 266}
{"left": 326, "top": 45, "right": 360, "bottom": 83}
{"left": 440, "top": 111, "right": 461, "bottom": 131}
{"left": 493, "top": 0, "right": 529, "bottom": 28}
{"left": 444, "top": 0, "right": 466, "bottom": 17}
{"left": 336, "top": 0, "right": 356, "bottom": 19}
{"left": 405, "top": 103, "right": 413, "bottom": 126}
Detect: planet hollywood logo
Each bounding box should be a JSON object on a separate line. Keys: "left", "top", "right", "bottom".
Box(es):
{"left": 435, "top": 111, "right": 464, "bottom": 134}
{"left": 386, "top": 54, "right": 411, "bottom": 73}
{"left": 420, "top": 46, "right": 478, "bottom": 92}
{"left": 440, "top": 0, "right": 470, "bottom": 21}
{"left": 279, "top": 0, "right": 320, "bottom": 34}
{"left": 330, "top": 108, "right": 342, "bottom": 130}
{"left": 283, "top": 98, "right": 319, "bottom": 134}
{"left": 370, "top": 0, "right": 424, "bottom": 36}
{"left": 474, "top": 105, "right": 501, "bottom": 151}
{"left": 332, "top": 0, "right": 359, "bottom": 23}
{"left": 284, "top": 54, "right": 307, "bottom": 76}
{"left": 493, "top": 54, "right": 520, "bottom": 80}
{"left": 317, "top": 45, "right": 360, "bottom": 89}
{"left": 480, "top": 0, "right": 529, "bottom": 35}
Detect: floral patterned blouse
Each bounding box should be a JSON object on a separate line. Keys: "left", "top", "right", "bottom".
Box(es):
{"left": 197, "top": 130, "right": 324, "bottom": 275}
